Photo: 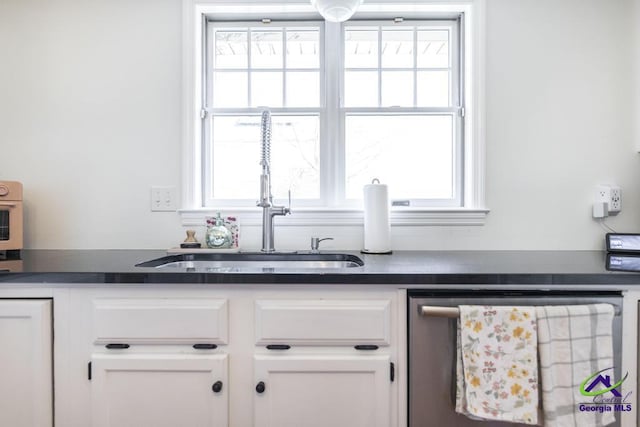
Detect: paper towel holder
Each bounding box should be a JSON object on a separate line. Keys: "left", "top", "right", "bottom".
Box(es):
{"left": 361, "top": 178, "right": 393, "bottom": 255}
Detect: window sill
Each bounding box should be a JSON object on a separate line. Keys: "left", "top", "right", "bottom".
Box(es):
{"left": 179, "top": 207, "right": 490, "bottom": 227}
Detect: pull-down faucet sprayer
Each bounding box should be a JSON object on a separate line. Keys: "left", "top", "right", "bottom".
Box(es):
{"left": 257, "top": 109, "right": 291, "bottom": 252}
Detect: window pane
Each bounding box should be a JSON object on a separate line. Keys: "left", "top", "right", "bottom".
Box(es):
{"left": 381, "top": 71, "right": 413, "bottom": 107}
{"left": 345, "top": 115, "right": 454, "bottom": 199}
{"left": 251, "top": 30, "right": 283, "bottom": 69}
{"left": 417, "top": 71, "right": 450, "bottom": 107}
{"left": 213, "top": 72, "right": 247, "bottom": 107}
{"left": 212, "top": 116, "right": 259, "bottom": 199}
{"left": 417, "top": 30, "right": 449, "bottom": 68}
{"left": 286, "top": 29, "right": 320, "bottom": 69}
{"left": 251, "top": 72, "right": 283, "bottom": 108}
{"left": 212, "top": 115, "right": 320, "bottom": 200}
{"left": 270, "top": 116, "right": 320, "bottom": 199}
{"left": 345, "top": 29, "right": 378, "bottom": 68}
{"left": 214, "top": 31, "right": 248, "bottom": 69}
{"left": 381, "top": 29, "right": 414, "bottom": 69}
{"left": 286, "top": 72, "right": 320, "bottom": 107}
{"left": 344, "top": 71, "right": 378, "bottom": 107}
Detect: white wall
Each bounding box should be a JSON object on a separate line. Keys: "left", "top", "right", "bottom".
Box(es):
{"left": 636, "top": 0, "right": 640, "bottom": 152}
{"left": 0, "top": 0, "right": 184, "bottom": 249}
{"left": 1, "top": 0, "right": 639, "bottom": 250}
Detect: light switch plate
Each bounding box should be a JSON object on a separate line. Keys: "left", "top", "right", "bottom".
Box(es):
{"left": 151, "top": 186, "right": 177, "bottom": 212}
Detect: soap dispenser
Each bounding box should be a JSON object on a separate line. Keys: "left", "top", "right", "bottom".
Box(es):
{"left": 205, "top": 213, "right": 233, "bottom": 249}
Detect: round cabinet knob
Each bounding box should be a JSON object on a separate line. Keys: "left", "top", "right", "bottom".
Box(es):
{"left": 212, "top": 381, "right": 223, "bottom": 393}
{"left": 255, "top": 381, "right": 266, "bottom": 394}
{"left": 0, "top": 185, "right": 8, "bottom": 197}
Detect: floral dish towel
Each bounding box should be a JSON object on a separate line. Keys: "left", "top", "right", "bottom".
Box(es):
{"left": 455, "top": 305, "right": 539, "bottom": 424}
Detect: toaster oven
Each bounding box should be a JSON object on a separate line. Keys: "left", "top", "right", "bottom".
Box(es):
{"left": 0, "top": 181, "right": 23, "bottom": 252}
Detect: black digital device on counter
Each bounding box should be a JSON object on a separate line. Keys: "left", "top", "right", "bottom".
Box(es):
{"left": 604, "top": 233, "right": 640, "bottom": 272}
{"left": 606, "top": 233, "right": 640, "bottom": 253}
{"left": 606, "top": 253, "right": 640, "bottom": 272}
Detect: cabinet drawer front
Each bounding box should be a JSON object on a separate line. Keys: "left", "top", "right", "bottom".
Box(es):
{"left": 93, "top": 299, "right": 228, "bottom": 345}
{"left": 255, "top": 299, "right": 391, "bottom": 346}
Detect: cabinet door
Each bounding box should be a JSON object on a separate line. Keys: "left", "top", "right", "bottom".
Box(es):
{"left": 254, "top": 355, "right": 391, "bottom": 427}
{"left": 91, "top": 354, "right": 228, "bottom": 427}
{"left": 0, "top": 300, "right": 52, "bottom": 427}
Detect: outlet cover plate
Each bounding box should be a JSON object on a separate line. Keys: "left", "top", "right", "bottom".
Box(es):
{"left": 609, "top": 185, "right": 621, "bottom": 213}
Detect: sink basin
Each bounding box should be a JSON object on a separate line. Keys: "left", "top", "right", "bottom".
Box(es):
{"left": 135, "top": 253, "right": 364, "bottom": 272}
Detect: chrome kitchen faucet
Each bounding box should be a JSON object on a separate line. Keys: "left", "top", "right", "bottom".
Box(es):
{"left": 257, "top": 109, "right": 291, "bottom": 252}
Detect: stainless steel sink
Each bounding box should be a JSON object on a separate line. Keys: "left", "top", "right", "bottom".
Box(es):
{"left": 135, "top": 253, "right": 364, "bottom": 272}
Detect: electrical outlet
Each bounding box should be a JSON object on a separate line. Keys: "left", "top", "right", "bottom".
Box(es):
{"left": 151, "top": 186, "right": 177, "bottom": 212}
{"left": 593, "top": 184, "right": 622, "bottom": 218}
{"left": 609, "top": 185, "right": 621, "bottom": 214}
{"left": 595, "top": 185, "right": 611, "bottom": 206}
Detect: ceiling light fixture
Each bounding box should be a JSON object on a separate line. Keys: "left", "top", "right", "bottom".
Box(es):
{"left": 311, "top": 0, "right": 363, "bottom": 22}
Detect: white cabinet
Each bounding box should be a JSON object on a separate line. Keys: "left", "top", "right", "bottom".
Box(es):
{"left": 253, "top": 298, "right": 396, "bottom": 427}
{"left": 89, "top": 297, "right": 230, "bottom": 427}
{"left": 92, "top": 298, "right": 228, "bottom": 345}
{"left": 59, "top": 288, "right": 403, "bottom": 427}
{"left": 254, "top": 299, "right": 392, "bottom": 346}
{"left": 0, "top": 299, "right": 52, "bottom": 427}
{"left": 254, "top": 355, "right": 391, "bottom": 427}
{"left": 91, "top": 354, "right": 228, "bottom": 427}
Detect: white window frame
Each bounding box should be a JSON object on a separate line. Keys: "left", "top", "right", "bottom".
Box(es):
{"left": 203, "top": 20, "right": 326, "bottom": 208}
{"left": 339, "top": 19, "right": 462, "bottom": 208}
{"left": 181, "top": 0, "right": 488, "bottom": 227}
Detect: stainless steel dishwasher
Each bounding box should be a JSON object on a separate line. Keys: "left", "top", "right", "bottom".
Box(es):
{"left": 408, "top": 290, "right": 623, "bottom": 427}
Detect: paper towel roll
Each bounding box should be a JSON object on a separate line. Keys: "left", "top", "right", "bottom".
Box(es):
{"left": 363, "top": 180, "right": 391, "bottom": 254}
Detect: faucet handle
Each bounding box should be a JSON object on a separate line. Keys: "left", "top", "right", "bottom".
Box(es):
{"left": 311, "top": 237, "right": 333, "bottom": 252}
{"left": 285, "top": 189, "right": 292, "bottom": 214}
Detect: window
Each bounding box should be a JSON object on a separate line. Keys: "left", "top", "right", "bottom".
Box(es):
{"left": 342, "top": 21, "right": 461, "bottom": 206}
{"left": 204, "top": 22, "right": 324, "bottom": 206}
{"left": 184, "top": 2, "right": 487, "bottom": 225}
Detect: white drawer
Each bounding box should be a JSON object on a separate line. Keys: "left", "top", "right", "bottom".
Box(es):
{"left": 92, "top": 298, "right": 228, "bottom": 345}
{"left": 255, "top": 299, "right": 391, "bottom": 346}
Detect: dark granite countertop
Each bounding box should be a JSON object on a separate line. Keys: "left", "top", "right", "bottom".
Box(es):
{"left": 0, "top": 250, "right": 639, "bottom": 286}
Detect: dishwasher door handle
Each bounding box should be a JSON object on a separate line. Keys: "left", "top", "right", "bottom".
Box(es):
{"left": 419, "top": 305, "right": 459, "bottom": 318}
{"left": 419, "top": 304, "right": 622, "bottom": 318}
